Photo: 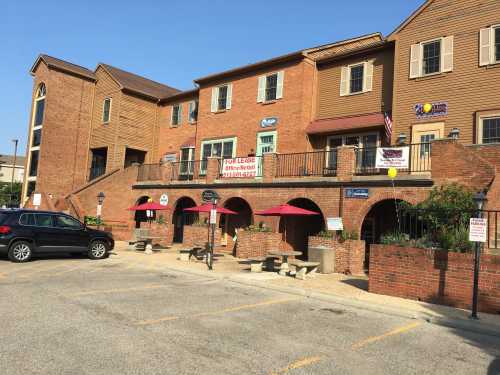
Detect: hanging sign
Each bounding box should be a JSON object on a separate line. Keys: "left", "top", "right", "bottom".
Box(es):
{"left": 221, "top": 157, "right": 258, "bottom": 178}
{"left": 345, "top": 188, "right": 369, "bottom": 199}
{"left": 160, "top": 193, "right": 169, "bottom": 206}
{"left": 327, "top": 217, "right": 344, "bottom": 231}
{"left": 209, "top": 209, "right": 217, "bottom": 225}
{"left": 96, "top": 204, "right": 102, "bottom": 217}
{"left": 33, "top": 193, "right": 42, "bottom": 207}
{"left": 260, "top": 117, "right": 278, "bottom": 128}
{"left": 202, "top": 190, "right": 220, "bottom": 203}
{"left": 469, "top": 218, "right": 487, "bottom": 243}
{"left": 375, "top": 147, "right": 410, "bottom": 169}
{"left": 415, "top": 102, "right": 448, "bottom": 119}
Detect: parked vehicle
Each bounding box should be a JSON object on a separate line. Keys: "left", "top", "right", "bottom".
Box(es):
{"left": 0, "top": 209, "right": 114, "bottom": 262}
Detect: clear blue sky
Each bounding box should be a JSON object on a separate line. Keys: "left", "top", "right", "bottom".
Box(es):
{"left": 1, "top": 0, "right": 424, "bottom": 156}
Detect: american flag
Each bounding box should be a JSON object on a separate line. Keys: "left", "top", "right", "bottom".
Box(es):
{"left": 384, "top": 112, "right": 393, "bottom": 143}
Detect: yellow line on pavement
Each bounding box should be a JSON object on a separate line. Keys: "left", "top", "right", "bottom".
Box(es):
{"left": 136, "top": 297, "right": 302, "bottom": 326}
{"left": 270, "top": 356, "right": 323, "bottom": 375}
{"left": 67, "top": 284, "right": 170, "bottom": 297}
{"left": 351, "top": 321, "right": 422, "bottom": 350}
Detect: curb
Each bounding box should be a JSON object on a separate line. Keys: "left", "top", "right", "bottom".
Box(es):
{"left": 130, "top": 259, "right": 500, "bottom": 338}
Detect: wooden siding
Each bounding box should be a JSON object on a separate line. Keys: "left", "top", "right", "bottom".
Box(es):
{"left": 392, "top": 0, "right": 500, "bottom": 144}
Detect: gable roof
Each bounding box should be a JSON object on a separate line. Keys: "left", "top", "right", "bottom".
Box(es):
{"left": 98, "top": 64, "right": 180, "bottom": 100}
{"left": 387, "top": 0, "right": 435, "bottom": 40}
{"left": 0, "top": 155, "right": 26, "bottom": 167}
{"left": 31, "top": 54, "right": 96, "bottom": 80}
{"left": 304, "top": 33, "right": 384, "bottom": 60}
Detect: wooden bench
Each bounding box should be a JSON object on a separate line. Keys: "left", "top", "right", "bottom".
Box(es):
{"left": 248, "top": 256, "right": 279, "bottom": 273}
{"left": 290, "top": 260, "right": 320, "bottom": 280}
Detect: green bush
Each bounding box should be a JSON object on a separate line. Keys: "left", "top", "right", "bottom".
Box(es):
{"left": 317, "top": 230, "right": 334, "bottom": 239}
{"left": 244, "top": 222, "right": 272, "bottom": 233}
{"left": 380, "top": 231, "right": 410, "bottom": 246}
{"left": 84, "top": 216, "right": 105, "bottom": 226}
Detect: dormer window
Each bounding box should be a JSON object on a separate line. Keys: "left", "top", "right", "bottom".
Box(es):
{"left": 102, "top": 98, "right": 111, "bottom": 123}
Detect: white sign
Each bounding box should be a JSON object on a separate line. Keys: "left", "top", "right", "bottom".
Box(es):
{"left": 96, "top": 204, "right": 102, "bottom": 217}
{"left": 209, "top": 209, "right": 217, "bottom": 224}
{"left": 146, "top": 210, "right": 154, "bottom": 218}
{"left": 160, "top": 193, "right": 169, "bottom": 206}
{"left": 327, "top": 217, "right": 343, "bottom": 231}
{"left": 33, "top": 193, "right": 42, "bottom": 207}
{"left": 469, "top": 218, "right": 487, "bottom": 243}
{"left": 221, "top": 157, "right": 258, "bottom": 178}
{"left": 375, "top": 147, "right": 410, "bottom": 169}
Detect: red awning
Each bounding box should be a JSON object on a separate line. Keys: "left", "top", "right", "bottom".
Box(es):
{"left": 127, "top": 202, "right": 171, "bottom": 211}
{"left": 183, "top": 204, "right": 237, "bottom": 215}
{"left": 255, "top": 204, "right": 319, "bottom": 216}
{"left": 306, "top": 113, "right": 385, "bottom": 135}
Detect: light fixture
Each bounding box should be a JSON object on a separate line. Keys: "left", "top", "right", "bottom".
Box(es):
{"left": 97, "top": 192, "right": 106, "bottom": 205}
{"left": 449, "top": 128, "right": 460, "bottom": 139}
{"left": 473, "top": 191, "right": 487, "bottom": 211}
{"left": 397, "top": 133, "right": 407, "bottom": 145}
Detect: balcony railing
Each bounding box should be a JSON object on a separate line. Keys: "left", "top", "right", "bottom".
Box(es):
{"left": 171, "top": 160, "right": 204, "bottom": 181}
{"left": 355, "top": 143, "right": 432, "bottom": 175}
{"left": 218, "top": 156, "right": 263, "bottom": 178}
{"left": 275, "top": 150, "right": 337, "bottom": 178}
{"left": 137, "top": 164, "right": 162, "bottom": 182}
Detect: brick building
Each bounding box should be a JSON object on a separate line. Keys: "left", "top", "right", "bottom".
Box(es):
{"left": 23, "top": 0, "right": 500, "bottom": 259}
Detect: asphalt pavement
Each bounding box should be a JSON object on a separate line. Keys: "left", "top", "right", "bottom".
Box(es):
{"left": 0, "top": 252, "right": 499, "bottom": 375}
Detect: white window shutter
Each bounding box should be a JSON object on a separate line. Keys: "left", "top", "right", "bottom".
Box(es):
{"left": 211, "top": 87, "right": 218, "bottom": 112}
{"left": 276, "top": 71, "right": 285, "bottom": 99}
{"left": 188, "top": 101, "right": 193, "bottom": 122}
{"left": 441, "top": 36, "right": 454, "bottom": 72}
{"left": 170, "top": 106, "right": 174, "bottom": 125}
{"left": 226, "top": 83, "right": 232, "bottom": 109}
{"left": 363, "top": 61, "right": 374, "bottom": 92}
{"left": 409, "top": 43, "right": 422, "bottom": 79}
{"left": 479, "top": 28, "right": 492, "bottom": 66}
{"left": 178, "top": 105, "right": 182, "bottom": 124}
{"left": 340, "top": 66, "right": 349, "bottom": 96}
{"left": 257, "top": 76, "right": 266, "bottom": 102}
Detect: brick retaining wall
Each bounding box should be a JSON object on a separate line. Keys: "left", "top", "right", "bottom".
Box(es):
{"left": 235, "top": 231, "right": 283, "bottom": 259}
{"left": 369, "top": 245, "right": 500, "bottom": 314}
{"left": 308, "top": 237, "right": 365, "bottom": 275}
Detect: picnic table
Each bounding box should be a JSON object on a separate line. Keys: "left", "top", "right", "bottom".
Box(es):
{"left": 267, "top": 250, "right": 302, "bottom": 276}
{"left": 136, "top": 236, "right": 166, "bottom": 254}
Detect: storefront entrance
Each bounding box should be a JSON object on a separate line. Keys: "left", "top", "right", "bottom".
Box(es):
{"left": 172, "top": 197, "right": 197, "bottom": 243}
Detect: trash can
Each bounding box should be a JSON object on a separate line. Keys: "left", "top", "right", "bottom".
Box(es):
{"left": 308, "top": 246, "right": 335, "bottom": 274}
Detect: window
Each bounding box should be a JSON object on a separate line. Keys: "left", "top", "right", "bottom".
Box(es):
{"left": 102, "top": 98, "right": 111, "bottom": 123}
{"left": 34, "top": 98, "right": 45, "bottom": 127}
{"left": 482, "top": 117, "right": 500, "bottom": 144}
{"left": 29, "top": 150, "right": 39, "bottom": 177}
{"left": 188, "top": 100, "right": 198, "bottom": 123}
{"left": 420, "top": 134, "right": 435, "bottom": 157}
{"left": 349, "top": 64, "right": 364, "bottom": 94}
{"left": 19, "top": 214, "right": 36, "bottom": 226}
{"left": 55, "top": 215, "right": 82, "bottom": 229}
{"left": 480, "top": 26, "right": 500, "bottom": 66}
{"left": 200, "top": 138, "right": 236, "bottom": 173}
{"left": 35, "top": 214, "right": 53, "bottom": 227}
{"left": 32, "top": 128, "right": 42, "bottom": 147}
{"left": 27, "top": 181, "right": 36, "bottom": 197}
{"left": 179, "top": 147, "right": 195, "bottom": 175}
{"left": 258, "top": 71, "right": 284, "bottom": 103}
{"left": 211, "top": 84, "right": 232, "bottom": 112}
{"left": 422, "top": 40, "right": 441, "bottom": 75}
{"left": 171, "top": 104, "right": 181, "bottom": 126}
{"left": 496, "top": 27, "right": 500, "bottom": 62}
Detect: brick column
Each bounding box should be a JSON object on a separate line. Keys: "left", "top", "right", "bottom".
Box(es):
{"left": 336, "top": 146, "right": 356, "bottom": 181}
{"left": 205, "top": 157, "right": 220, "bottom": 184}
{"left": 262, "top": 153, "right": 276, "bottom": 182}
{"left": 161, "top": 162, "right": 173, "bottom": 183}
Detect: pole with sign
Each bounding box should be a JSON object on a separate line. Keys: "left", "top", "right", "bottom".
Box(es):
{"left": 202, "top": 190, "right": 220, "bottom": 270}
{"left": 469, "top": 192, "right": 487, "bottom": 319}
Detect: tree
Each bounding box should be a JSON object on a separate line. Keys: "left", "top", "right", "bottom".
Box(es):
{"left": 0, "top": 182, "right": 22, "bottom": 207}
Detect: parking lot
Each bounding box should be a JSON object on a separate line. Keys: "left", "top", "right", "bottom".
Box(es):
{"left": 1, "top": 251, "right": 499, "bottom": 375}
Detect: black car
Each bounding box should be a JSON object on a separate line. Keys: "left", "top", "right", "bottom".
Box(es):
{"left": 0, "top": 209, "right": 114, "bottom": 263}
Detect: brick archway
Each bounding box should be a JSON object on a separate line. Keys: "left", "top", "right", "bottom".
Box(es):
{"left": 172, "top": 196, "right": 198, "bottom": 243}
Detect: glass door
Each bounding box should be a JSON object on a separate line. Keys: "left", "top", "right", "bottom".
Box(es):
{"left": 179, "top": 148, "right": 194, "bottom": 176}
{"left": 256, "top": 131, "right": 277, "bottom": 176}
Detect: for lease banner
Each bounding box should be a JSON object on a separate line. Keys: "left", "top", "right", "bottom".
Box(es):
{"left": 222, "top": 157, "right": 258, "bottom": 178}
{"left": 375, "top": 147, "right": 410, "bottom": 169}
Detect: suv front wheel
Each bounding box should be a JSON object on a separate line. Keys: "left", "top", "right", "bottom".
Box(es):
{"left": 88, "top": 240, "right": 108, "bottom": 260}
{"left": 8, "top": 241, "right": 33, "bottom": 263}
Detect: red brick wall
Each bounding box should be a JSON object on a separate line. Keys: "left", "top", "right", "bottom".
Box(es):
{"left": 182, "top": 225, "right": 221, "bottom": 248}
{"left": 308, "top": 237, "right": 365, "bottom": 275}
{"left": 369, "top": 245, "right": 500, "bottom": 314}
{"left": 235, "top": 231, "right": 283, "bottom": 258}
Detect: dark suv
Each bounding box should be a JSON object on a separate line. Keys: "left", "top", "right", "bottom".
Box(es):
{"left": 0, "top": 209, "right": 114, "bottom": 263}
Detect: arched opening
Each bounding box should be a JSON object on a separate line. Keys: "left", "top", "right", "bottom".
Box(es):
{"left": 221, "top": 197, "right": 253, "bottom": 243}
{"left": 361, "top": 199, "right": 407, "bottom": 270}
{"left": 280, "top": 198, "right": 325, "bottom": 258}
{"left": 172, "top": 197, "right": 197, "bottom": 243}
{"left": 134, "top": 196, "right": 154, "bottom": 228}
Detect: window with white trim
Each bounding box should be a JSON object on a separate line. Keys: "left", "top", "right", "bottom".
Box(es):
{"left": 257, "top": 71, "right": 284, "bottom": 102}
{"left": 102, "top": 98, "right": 111, "bottom": 123}
{"left": 211, "top": 84, "right": 232, "bottom": 112}
{"left": 409, "top": 36, "right": 454, "bottom": 78}
{"left": 480, "top": 26, "right": 500, "bottom": 66}
{"left": 340, "top": 61, "right": 374, "bottom": 96}
{"left": 200, "top": 138, "right": 236, "bottom": 174}
{"left": 171, "top": 104, "right": 181, "bottom": 126}
{"left": 188, "top": 100, "right": 198, "bottom": 123}
{"left": 482, "top": 117, "right": 500, "bottom": 144}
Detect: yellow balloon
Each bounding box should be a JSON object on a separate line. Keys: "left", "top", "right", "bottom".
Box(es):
{"left": 423, "top": 103, "right": 433, "bottom": 113}
{"left": 388, "top": 167, "right": 398, "bottom": 179}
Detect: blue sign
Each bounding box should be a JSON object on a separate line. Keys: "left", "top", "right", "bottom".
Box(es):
{"left": 345, "top": 188, "right": 369, "bottom": 199}
{"left": 261, "top": 117, "right": 278, "bottom": 128}
{"left": 415, "top": 102, "right": 448, "bottom": 119}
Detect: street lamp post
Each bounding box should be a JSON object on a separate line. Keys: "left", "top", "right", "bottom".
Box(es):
{"left": 97, "top": 192, "right": 106, "bottom": 230}
{"left": 10, "top": 139, "right": 18, "bottom": 207}
{"left": 470, "top": 191, "right": 487, "bottom": 320}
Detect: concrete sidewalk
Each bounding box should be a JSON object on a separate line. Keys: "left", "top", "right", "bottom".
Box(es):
{"left": 114, "top": 241, "right": 500, "bottom": 337}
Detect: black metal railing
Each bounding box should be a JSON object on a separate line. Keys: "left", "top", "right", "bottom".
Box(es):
{"left": 89, "top": 166, "right": 106, "bottom": 181}
{"left": 355, "top": 143, "right": 432, "bottom": 175}
{"left": 171, "top": 160, "right": 203, "bottom": 181}
{"left": 275, "top": 150, "right": 337, "bottom": 178}
{"left": 137, "top": 164, "right": 162, "bottom": 182}
{"left": 218, "top": 156, "right": 263, "bottom": 178}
